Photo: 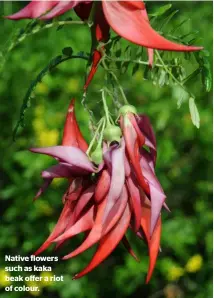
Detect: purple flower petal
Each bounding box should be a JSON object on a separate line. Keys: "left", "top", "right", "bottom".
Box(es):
{"left": 103, "top": 139, "right": 125, "bottom": 219}
{"left": 40, "top": 1, "right": 80, "bottom": 20}
{"left": 140, "top": 155, "right": 166, "bottom": 235}
{"left": 6, "top": 1, "right": 58, "bottom": 19}
{"left": 34, "top": 178, "right": 52, "bottom": 200}
{"left": 30, "top": 146, "right": 95, "bottom": 172}
{"left": 41, "top": 162, "right": 90, "bottom": 179}
{"left": 136, "top": 114, "right": 157, "bottom": 164}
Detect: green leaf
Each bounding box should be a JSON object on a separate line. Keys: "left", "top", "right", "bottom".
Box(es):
{"left": 202, "top": 66, "right": 212, "bottom": 92}
{"left": 149, "top": 4, "right": 172, "bottom": 17}
{"left": 159, "top": 10, "right": 179, "bottom": 31}
{"left": 189, "top": 97, "right": 200, "bottom": 128}
{"left": 62, "top": 47, "right": 73, "bottom": 56}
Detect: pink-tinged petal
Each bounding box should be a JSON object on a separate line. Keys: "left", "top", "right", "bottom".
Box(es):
{"left": 6, "top": 1, "right": 58, "bottom": 20}
{"left": 62, "top": 99, "right": 88, "bottom": 152}
{"left": 140, "top": 155, "right": 163, "bottom": 192}
{"left": 72, "top": 185, "right": 95, "bottom": 222}
{"left": 141, "top": 4, "right": 153, "bottom": 66}
{"left": 40, "top": 1, "right": 81, "bottom": 20}
{"left": 53, "top": 206, "right": 94, "bottom": 243}
{"left": 140, "top": 155, "right": 166, "bottom": 234}
{"left": 137, "top": 115, "right": 156, "bottom": 148}
{"left": 94, "top": 170, "right": 111, "bottom": 203}
{"left": 30, "top": 146, "right": 95, "bottom": 172}
{"left": 137, "top": 114, "right": 157, "bottom": 164}
{"left": 62, "top": 197, "right": 107, "bottom": 260}
{"left": 34, "top": 200, "right": 74, "bottom": 255}
{"left": 126, "top": 175, "right": 142, "bottom": 232}
{"left": 122, "top": 235, "right": 139, "bottom": 262}
{"left": 129, "top": 113, "right": 145, "bottom": 147}
{"left": 121, "top": 116, "right": 150, "bottom": 196}
{"left": 102, "top": 185, "right": 128, "bottom": 233}
{"left": 147, "top": 48, "right": 154, "bottom": 67}
{"left": 73, "top": 203, "right": 131, "bottom": 279}
{"left": 102, "top": 1, "right": 202, "bottom": 51}
{"left": 34, "top": 178, "right": 52, "bottom": 201}
{"left": 62, "top": 177, "right": 83, "bottom": 203}
{"left": 149, "top": 184, "right": 165, "bottom": 236}
{"left": 124, "top": 155, "right": 131, "bottom": 177}
{"left": 41, "top": 163, "right": 85, "bottom": 179}
{"left": 120, "top": 1, "right": 145, "bottom": 10}
{"left": 141, "top": 196, "right": 161, "bottom": 283}
{"left": 103, "top": 139, "right": 125, "bottom": 219}
{"left": 63, "top": 185, "right": 128, "bottom": 260}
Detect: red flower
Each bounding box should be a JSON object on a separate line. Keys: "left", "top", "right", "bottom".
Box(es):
{"left": 31, "top": 98, "right": 90, "bottom": 200}
{"left": 29, "top": 100, "right": 167, "bottom": 283}
{"left": 6, "top": 1, "right": 202, "bottom": 87}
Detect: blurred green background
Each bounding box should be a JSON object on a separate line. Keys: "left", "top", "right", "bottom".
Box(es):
{"left": 0, "top": 1, "right": 212, "bottom": 298}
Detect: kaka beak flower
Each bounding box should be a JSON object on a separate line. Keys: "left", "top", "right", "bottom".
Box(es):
{"left": 32, "top": 128, "right": 163, "bottom": 282}
{"left": 119, "top": 105, "right": 167, "bottom": 236}
{"left": 6, "top": 0, "right": 202, "bottom": 86}
{"left": 31, "top": 98, "right": 90, "bottom": 200}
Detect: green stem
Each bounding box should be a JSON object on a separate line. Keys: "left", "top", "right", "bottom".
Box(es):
{"left": 7, "top": 20, "right": 86, "bottom": 53}
{"left": 155, "top": 50, "right": 193, "bottom": 97}
{"left": 106, "top": 55, "right": 181, "bottom": 68}
{"left": 97, "top": 118, "right": 106, "bottom": 147}
{"left": 102, "top": 59, "right": 129, "bottom": 105}
{"left": 86, "top": 118, "right": 104, "bottom": 155}
{"left": 101, "top": 89, "right": 111, "bottom": 125}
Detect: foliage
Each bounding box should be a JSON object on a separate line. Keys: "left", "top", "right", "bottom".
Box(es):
{"left": 0, "top": 2, "right": 212, "bottom": 298}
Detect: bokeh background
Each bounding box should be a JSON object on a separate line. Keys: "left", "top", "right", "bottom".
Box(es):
{"left": 0, "top": 1, "right": 212, "bottom": 298}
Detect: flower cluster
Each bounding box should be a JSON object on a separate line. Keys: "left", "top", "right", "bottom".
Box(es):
{"left": 7, "top": 0, "right": 203, "bottom": 283}
{"left": 30, "top": 99, "right": 167, "bottom": 282}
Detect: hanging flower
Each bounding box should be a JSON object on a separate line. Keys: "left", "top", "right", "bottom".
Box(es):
{"left": 29, "top": 97, "right": 167, "bottom": 283}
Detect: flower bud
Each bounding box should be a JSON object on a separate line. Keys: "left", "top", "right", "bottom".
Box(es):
{"left": 119, "top": 105, "right": 137, "bottom": 116}
{"left": 91, "top": 147, "right": 103, "bottom": 164}
{"left": 103, "top": 125, "right": 122, "bottom": 142}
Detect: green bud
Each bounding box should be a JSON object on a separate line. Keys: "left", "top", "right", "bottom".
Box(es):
{"left": 90, "top": 147, "right": 103, "bottom": 164}
{"left": 119, "top": 105, "right": 137, "bottom": 116}
{"left": 103, "top": 125, "right": 122, "bottom": 142}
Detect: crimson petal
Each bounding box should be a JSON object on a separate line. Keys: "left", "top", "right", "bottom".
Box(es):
{"left": 53, "top": 206, "right": 94, "bottom": 243}
{"left": 102, "top": 1, "right": 202, "bottom": 51}
{"left": 126, "top": 175, "right": 142, "bottom": 232}
{"left": 73, "top": 203, "right": 131, "bottom": 279}
{"left": 34, "top": 200, "right": 73, "bottom": 255}
{"left": 141, "top": 196, "right": 161, "bottom": 283}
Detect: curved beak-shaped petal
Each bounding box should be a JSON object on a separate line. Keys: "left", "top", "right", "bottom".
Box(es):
{"left": 5, "top": 1, "right": 58, "bottom": 19}
{"left": 62, "top": 99, "right": 88, "bottom": 152}
{"left": 73, "top": 203, "right": 131, "bottom": 279}
{"left": 94, "top": 170, "right": 111, "bottom": 203}
{"left": 102, "top": 1, "right": 202, "bottom": 51}
{"left": 34, "top": 200, "right": 74, "bottom": 255}
{"left": 40, "top": 1, "right": 83, "bottom": 20}
{"left": 30, "top": 146, "right": 95, "bottom": 172}
{"left": 53, "top": 205, "right": 94, "bottom": 243}
{"left": 102, "top": 139, "right": 125, "bottom": 219}
{"left": 141, "top": 196, "right": 161, "bottom": 283}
